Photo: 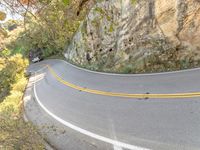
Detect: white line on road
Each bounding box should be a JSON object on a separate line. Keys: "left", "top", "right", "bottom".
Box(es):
{"left": 114, "top": 145, "right": 123, "bottom": 150}
{"left": 33, "top": 73, "right": 150, "bottom": 150}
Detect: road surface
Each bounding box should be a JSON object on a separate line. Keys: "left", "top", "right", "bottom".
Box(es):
{"left": 28, "top": 59, "right": 200, "bottom": 150}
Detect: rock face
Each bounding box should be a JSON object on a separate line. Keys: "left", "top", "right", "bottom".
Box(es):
{"left": 65, "top": 0, "right": 200, "bottom": 73}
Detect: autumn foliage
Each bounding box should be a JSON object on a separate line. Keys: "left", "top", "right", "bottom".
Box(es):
{"left": 20, "top": 0, "right": 36, "bottom": 5}
{"left": 0, "top": 11, "right": 6, "bottom": 21}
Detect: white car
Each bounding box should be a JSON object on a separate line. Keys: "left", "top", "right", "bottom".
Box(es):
{"left": 32, "top": 56, "right": 40, "bottom": 63}
{"left": 29, "top": 50, "right": 43, "bottom": 63}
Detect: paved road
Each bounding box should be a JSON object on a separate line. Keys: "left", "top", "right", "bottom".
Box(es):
{"left": 29, "top": 59, "right": 200, "bottom": 150}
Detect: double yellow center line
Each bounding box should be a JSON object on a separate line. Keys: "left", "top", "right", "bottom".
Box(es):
{"left": 45, "top": 64, "right": 200, "bottom": 99}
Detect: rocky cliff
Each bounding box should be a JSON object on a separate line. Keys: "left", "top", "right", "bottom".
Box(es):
{"left": 65, "top": 0, "right": 200, "bottom": 73}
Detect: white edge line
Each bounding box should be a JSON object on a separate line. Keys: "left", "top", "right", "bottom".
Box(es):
{"left": 55, "top": 59, "right": 200, "bottom": 77}
{"left": 33, "top": 73, "right": 150, "bottom": 150}
{"left": 29, "top": 66, "right": 47, "bottom": 74}
{"left": 114, "top": 145, "right": 123, "bottom": 150}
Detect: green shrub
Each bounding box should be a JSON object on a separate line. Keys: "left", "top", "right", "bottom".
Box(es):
{"left": 0, "top": 54, "right": 28, "bottom": 101}
{"left": 131, "top": 0, "right": 137, "bottom": 5}
{"left": 0, "top": 54, "right": 44, "bottom": 149}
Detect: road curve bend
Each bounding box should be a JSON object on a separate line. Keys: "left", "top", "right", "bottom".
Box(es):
{"left": 29, "top": 59, "right": 200, "bottom": 150}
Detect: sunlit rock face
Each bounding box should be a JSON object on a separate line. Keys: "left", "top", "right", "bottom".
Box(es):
{"left": 65, "top": 0, "right": 200, "bottom": 73}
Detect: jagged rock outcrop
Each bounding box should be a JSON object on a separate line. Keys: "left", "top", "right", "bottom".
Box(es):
{"left": 65, "top": 0, "right": 200, "bottom": 73}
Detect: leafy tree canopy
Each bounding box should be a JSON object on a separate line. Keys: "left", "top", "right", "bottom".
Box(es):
{"left": 0, "top": 0, "right": 94, "bottom": 58}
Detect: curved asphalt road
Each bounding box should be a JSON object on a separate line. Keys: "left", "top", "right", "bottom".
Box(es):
{"left": 29, "top": 59, "right": 200, "bottom": 150}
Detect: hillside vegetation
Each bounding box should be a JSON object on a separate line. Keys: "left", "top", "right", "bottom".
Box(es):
{"left": 0, "top": 54, "right": 44, "bottom": 149}
{"left": 0, "top": 0, "right": 94, "bottom": 148}
{"left": 1, "top": 0, "right": 94, "bottom": 58}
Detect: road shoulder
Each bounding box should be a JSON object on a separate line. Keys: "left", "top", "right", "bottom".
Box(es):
{"left": 23, "top": 74, "right": 113, "bottom": 150}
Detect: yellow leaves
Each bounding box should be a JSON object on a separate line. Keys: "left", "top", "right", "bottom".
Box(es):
{"left": 20, "top": 0, "right": 36, "bottom": 5}
{"left": 0, "top": 58, "right": 5, "bottom": 71}
{"left": 0, "top": 91, "right": 23, "bottom": 114}
{"left": 20, "top": 0, "right": 29, "bottom": 4}
{"left": 0, "top": 54, "right": 44, "bottom": 150}
{"left": 0, "top": 54, "right": 28, "bottom": 101}
{"left": 0, "top": 11, "right": 6, "bottom": 21}
{"left": 12, "top": 77, "right": 27, "bottom": 92}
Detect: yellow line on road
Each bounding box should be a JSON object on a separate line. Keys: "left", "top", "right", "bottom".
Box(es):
{"left": 45, "top": 65, "right": 200, "bottom": 99}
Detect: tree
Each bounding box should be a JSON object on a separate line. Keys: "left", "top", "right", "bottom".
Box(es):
{"left": 0, "top": 0, "right": 95, "bottom": 58}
